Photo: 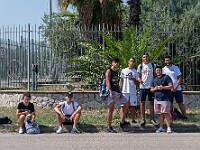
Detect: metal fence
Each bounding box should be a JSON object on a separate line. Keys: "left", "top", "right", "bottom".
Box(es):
{"left": 0, "top": 24, "right": 199, "bottom": 91}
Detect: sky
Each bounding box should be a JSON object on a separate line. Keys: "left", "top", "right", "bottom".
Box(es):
{"left": 0, "top": 0, "right": 128, "bottom": 27}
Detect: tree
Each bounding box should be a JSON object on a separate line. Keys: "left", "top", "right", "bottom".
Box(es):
{"left": 57, "top": 0, "right": 123, "bottom": 28}
{"left": 127, "top": 0, "right": 141, "bottom": 27}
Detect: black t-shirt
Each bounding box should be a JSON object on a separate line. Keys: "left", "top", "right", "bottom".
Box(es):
{"left": 110, "top": 69, "right": 120, "bottom": 93}
{"left": 17, "top": 102, "right": 35, "bottom": 113}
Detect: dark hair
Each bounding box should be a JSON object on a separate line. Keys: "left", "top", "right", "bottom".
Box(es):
{"left": 112, "top": 57, "right": 119, "bottom": 63}
{"left": 142, "top": 52, "right": 149, "bottom": 57}
{"left": 155, "top": 65, "right": 163, "bottom": 70}
{"left": 23, "top": 92, "right": 31, "bottom": 99}
{"left": 164, "top": 55, "right": 172, "bottom": 60}
{"left": 129, "top": 56, "right": 135, "bottom": 61}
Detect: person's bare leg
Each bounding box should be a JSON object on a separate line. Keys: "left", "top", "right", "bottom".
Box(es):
{"left": 130, "top": 106, "right": 136, "bottom": 120}
{"left": 140, "top": 102, "right": 145, "bottom": 120}
{"left": 149, "top": 101, "right": 154, "bottom": 120}
{"left": 164, "top": 113, "right": 171, "bottom": 128}
{"left": 18, "top": 115, "right": 25, "bottom": 128}
{"left": 158, "top": 114, "right": 164, "bottom": 128}
{"left": 107, "top": 102, "right": 115, "bottom": 128}
{"left": 72, "top": 112, "right": 81, "bottom": 128}
{"left": 178, "top": 102, "right": 187, "bottom": 117}
{"left": 120, "top": 102, "right": 129, "bottom": 123}
{"left": 56, "top": 112, "right": 63, "bottom": 127}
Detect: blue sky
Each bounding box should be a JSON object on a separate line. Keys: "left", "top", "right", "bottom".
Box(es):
{"left": 0, "top": 0, "right": 128, "bottom": 27}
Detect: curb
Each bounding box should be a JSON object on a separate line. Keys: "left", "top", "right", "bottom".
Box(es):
{"left": 1, "top": 123, "right": 200, "bottom": 134}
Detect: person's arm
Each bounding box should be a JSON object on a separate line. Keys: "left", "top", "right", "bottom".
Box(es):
{"left": 16, "top": 109, "right": 26, "bottom": 117}
{"left": 54, "top": 104, "right": 66, "bottom": 120}
{"left": 138, "top": 72, "right": 143, "bottom": 84}
{"left": 119, "top": 78, "right": 123, "bottom": 93}
{"left": 150, "top": 85, "right": 158, "bottom": 93}
{"left": 30, "top": 112, "right": 36, "bottom": 123}
{"left": 173, "top": 75, "right": 181, "bottom": 91}
{"left": 160, "top": 82, "right": 173, "bottom": 90}
{"left": 106, "top": 69, "right": 114, "bottom": 98}
{"left": 70, "top": 105, "right": 82, "bottom": 120}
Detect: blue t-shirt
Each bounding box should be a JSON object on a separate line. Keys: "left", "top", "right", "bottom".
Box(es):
{"left": 151, "top": 74, "right": 172, "bottom": 101}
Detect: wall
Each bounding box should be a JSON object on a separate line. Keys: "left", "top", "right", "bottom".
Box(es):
{"left": 0, "top": 91, "right": 199, "bottom": 109}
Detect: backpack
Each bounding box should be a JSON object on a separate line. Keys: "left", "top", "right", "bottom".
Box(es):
{"left": 171, "top": 108, "right": 183, "bottom": 120}
{"left": 24, "top": 117, "right": 40, "bottom": 134}
{"left": 0, "top": 116, "right": 12, "bottom": 124}
{"left": 139, "top": 62, "right": 155, "bottom": 77}
{"left": 99, "top": 72, "right": 109, "bottom": 99}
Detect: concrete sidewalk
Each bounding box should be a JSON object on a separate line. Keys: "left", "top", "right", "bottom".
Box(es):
{"left": 1, "top": 123, "right": 200, "bottom": 133}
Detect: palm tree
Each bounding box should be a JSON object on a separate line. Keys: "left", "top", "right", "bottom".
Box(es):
{"left": 57, "top": 0, "right": 122, "bottom": 28}
{"left": 127, "top": 0, "right": 141, "bottom": 27}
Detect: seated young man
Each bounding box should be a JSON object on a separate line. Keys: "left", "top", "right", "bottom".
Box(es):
{"left": 16, "top": 92, "right": 35, "bottom": 134}
{"left": 54, "top": 92, "right": 82, "bottom": 134}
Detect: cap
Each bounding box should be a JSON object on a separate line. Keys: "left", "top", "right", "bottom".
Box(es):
{"left": 142, "top": 52, "right": 149, "bottom": 57}
{"left": 66, "top": 91, "right": 73, "bottom": 97}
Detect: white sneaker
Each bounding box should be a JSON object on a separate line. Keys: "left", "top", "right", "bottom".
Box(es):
{"left": 19, "top": 127, "right": 24, "bottom": 134}
{"left": 167, "top": 127, "right": 172, "bottom": 133}
{"left": 156, "top": 127, "right": 165, "bottom": 133}
{"left": 56, "top": 127, "right": 64, "bottom": 134}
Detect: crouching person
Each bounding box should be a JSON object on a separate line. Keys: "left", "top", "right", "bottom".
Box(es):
{"left": 16, "top": 92, "right": 36, "bottom": 134}
{"left": 54, "top": 92, "right": 82, "bottom": 134}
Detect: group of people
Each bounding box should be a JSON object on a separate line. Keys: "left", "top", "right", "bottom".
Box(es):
{"left": 16, "top": 52, "right": 188, "bottom": 134}
{"left": 105, "top": 52, "right": 188, "bottom": 133}
{"left": 16, "top": 92, "right": 82, "bottom": 134}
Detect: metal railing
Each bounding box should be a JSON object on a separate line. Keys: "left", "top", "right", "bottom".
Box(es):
{"left": 0, "top": 23, "right": 199, "bottom": 91}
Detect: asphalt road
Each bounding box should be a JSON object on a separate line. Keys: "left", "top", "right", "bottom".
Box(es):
{"left": 0, "top": 133, "right": 200, "bottom": 150}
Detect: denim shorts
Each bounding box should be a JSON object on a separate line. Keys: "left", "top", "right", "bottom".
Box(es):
{"left": 107, "top": 91, "right": 128, "bottom": 106}
{"left": 139, "top": 89, "right": 154, "bottom": 102}
{"left": 171, "top": 90, "right": 183, "bottom": 103}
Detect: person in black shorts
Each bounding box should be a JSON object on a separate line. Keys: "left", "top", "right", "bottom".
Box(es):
{"left": 16, "top": 92, "right": 35, "bottom": 134}
{"left": 54, "top": 92, "right": 82, "bottom": 134}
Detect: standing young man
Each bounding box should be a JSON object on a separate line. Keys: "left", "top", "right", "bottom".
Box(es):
{"left": 162, "top": 55, "right": 188, "bottom": 119}
{"left": 120, "top": 56, "right": 139, "bottom": 123}
{"left": 106, "top": 57, "right": 129, "bottom": 132}
{"left": 151, "top": 66, "right": 173, "bottom": 133}
{"left": 137, "top": 52, "right": 156, "bottom": 126}
{"left": 16, "top": 92, "right": 35, "bottom": 134}
{"left": 54, "top": 92, "right": 82, "bottom": 134}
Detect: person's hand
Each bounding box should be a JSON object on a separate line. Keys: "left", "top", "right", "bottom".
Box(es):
{"left": 172, "top": 86, "right": 178, "bottom": 92}
{"left": 138, "top": 78, "right": 143, "bottom": 84}
{"left": 157, "top": 85, "right": 163, "bottom": 90}
{"left": 70, "top": 114, "right": 74, "bottom": 121}
{"left": 60, "top": 114, "right": 66, "bottom": 121}
{"left": 31, "top": 118, "right": 34, "bottom": 123}
{"left": 110, "top": 93, "right": 115, "bottom": 99}
{"left": 24, "top": 111, "right": 30, "bottom": 115}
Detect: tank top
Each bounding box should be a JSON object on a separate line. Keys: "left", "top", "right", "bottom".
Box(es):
{"left": 110, "top": 69, "right": 120, "bottom": 93}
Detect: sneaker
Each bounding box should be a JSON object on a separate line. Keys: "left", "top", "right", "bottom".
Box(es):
{"left": 150, "top": 119, "right": 157, "bottom": 125}
{"left": 19, "top": 127, "right": 24, "bottom": 134}
{"left": 56, "top": 126, "right": 64, "bottom": 134}
{"left": 140, "top": 119, "right": 146, "bottom": 127}
{"left": 156, "top": 127, "right": 165, "bottom": 133}
{"left": 120, "top": 120, "right": 130, "bottom": 128}
{"left": 71, "top": 127, "right": 81, "bottom": 134}
{"left": 106, "top": 127, "right": 117, "bottom": 133}
{"left": 167, "top": 127, "right": 172, "bottom": 133}
{"left": 132, "top": 120, "right": 137, "bottom": 124}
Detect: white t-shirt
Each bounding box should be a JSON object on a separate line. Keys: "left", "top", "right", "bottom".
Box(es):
{"left": 137, "top": 63, "right": 155, "bottom": 89}
{"left": 162, "top": 65, "right": 182, "bottom": 91}
{"left": 59, "top": 101, "right": 79, "bottom": 115}
{"left": 120, "top": 68, "right": 138, "bottom": 94}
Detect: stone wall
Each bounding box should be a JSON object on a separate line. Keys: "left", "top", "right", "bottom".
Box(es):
{"left": 0, "top": 91, "right": 199, "bottom": 109}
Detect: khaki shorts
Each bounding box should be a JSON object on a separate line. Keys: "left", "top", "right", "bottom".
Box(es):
{"left": 154, "top": 99, "right": 171, "bottom": 114}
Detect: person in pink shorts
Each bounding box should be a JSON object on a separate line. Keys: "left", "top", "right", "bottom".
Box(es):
{"left": 150, "top": 65, "right": 173, "bottom": 133}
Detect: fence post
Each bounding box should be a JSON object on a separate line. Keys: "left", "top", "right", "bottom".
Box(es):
{"left": 27, "top": 24, "right": 31, "bottom": 91}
